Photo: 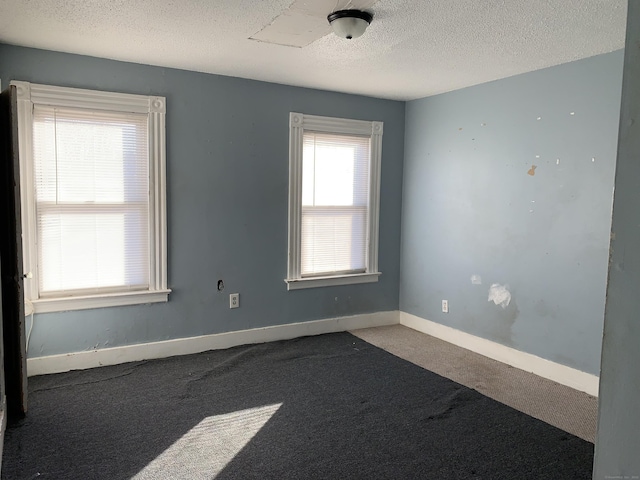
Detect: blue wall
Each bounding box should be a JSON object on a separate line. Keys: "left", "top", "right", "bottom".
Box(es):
{"left": 0, "top": 44, "right": 405, "bottom": 358}
{"left": 0, "top": 42, "right": 625, "bottom": 375}
{"left": 401, "top": 51, "right": 624, "bottom": 375}
{"left": 595, "top": 3, "right": 640, "bottom": 475}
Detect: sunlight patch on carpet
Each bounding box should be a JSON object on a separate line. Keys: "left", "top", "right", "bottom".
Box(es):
{"left": 132, "top": 403, "right": 282, "bottom": 479}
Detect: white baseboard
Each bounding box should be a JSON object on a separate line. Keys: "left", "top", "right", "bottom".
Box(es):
{"left": 27, "top": 309, "right": 599, "bottom": 397}
{"left": 400, "top": 312, "right": 599, "bottom": 397}
{"left": 27, "top": 310, "right": 400, "bottom": 377}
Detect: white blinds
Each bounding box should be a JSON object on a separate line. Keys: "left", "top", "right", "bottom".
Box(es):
{"left": 301, "top": 132, "right": 370, "bottom": 276}
{"left": 32, "top": 106, "right": 150, "bottom": 295}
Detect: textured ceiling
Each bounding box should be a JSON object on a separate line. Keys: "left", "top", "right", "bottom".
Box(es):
{"left": 0, "top": 0, "right": 627, "bottom": 101}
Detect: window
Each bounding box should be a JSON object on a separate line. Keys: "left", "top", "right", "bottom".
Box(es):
{"left": 286, "top": 112, "right": 382, "bottom": 290}
{"left": 13, "top": 81, "right": 170, "bottom": 312}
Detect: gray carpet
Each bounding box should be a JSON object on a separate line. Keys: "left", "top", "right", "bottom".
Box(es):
{"left": 352, "top": 325, "right": 598, "bottom": 442}
{"left": 2, "top": 332, "right": 594, "bottom": 479}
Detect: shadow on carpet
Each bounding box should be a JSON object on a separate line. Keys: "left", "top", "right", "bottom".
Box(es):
{"left": 2, "top": 332, "right": 593, "bottom": 479}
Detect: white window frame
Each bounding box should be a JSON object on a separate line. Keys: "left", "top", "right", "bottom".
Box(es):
{"left": 12, "top": 81, "right": 170, "bottom": 313}
{"left": 285, "top": 112, "right": 383, "bottom": 290}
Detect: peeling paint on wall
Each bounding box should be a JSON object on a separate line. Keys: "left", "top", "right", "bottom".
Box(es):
{"left": 488, "top": 284, "right": 511, "bottom": 309}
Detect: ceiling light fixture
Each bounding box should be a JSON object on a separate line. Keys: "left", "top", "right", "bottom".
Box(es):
{"left": 327, "top": 10, "right": 373, "bottom": 40}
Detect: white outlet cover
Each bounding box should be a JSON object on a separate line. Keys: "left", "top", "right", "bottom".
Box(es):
{"left": 230, "top": 293, "right": 239, "bottom": 309}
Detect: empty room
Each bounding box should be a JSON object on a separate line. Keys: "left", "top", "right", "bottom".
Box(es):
{"left": 0, "top": 1, "right": 638, "bottom": 478}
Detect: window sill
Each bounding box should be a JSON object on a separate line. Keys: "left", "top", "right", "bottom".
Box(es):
{"left": 31, "top": 289, "right": 171, "bottom": 313}
{"left": 285, "top": 272, "right": 381, "bottom": 290}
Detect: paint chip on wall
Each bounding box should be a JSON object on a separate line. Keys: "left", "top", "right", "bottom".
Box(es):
{"left": 488, "top": 283, "right": 511, "bottom": 309}
{"left": 471, "top": 275, "right": 482, "bottom": 285}
{"left": 528, "top": 165, "right": 537, "bottom": 176}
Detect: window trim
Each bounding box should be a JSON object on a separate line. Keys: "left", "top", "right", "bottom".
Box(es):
{"left": 285, "top": 112, "right": 383, "bottom": 291}
{"left": 12, "top": 81, "right": 170, "bottom": 313}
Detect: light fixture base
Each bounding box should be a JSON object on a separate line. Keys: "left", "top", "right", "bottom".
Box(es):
{"left": 327, "top": 9, "right": 373, "bottom": 40}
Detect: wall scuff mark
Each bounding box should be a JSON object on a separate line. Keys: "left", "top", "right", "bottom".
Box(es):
{"left": 471, "top": 274, "right": 482, "bottom": 285}
{"left": 488, "top": 284, "right": 511, "bottom": 309}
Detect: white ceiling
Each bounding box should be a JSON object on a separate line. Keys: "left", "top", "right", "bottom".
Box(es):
{"left": 0, "top": 0, "right": 628, "bottom": 101}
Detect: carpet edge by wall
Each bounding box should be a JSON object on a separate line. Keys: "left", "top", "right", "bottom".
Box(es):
{"left": 400, "top": 311, "right": 599, "bottom": 397}
{"left": 26, "top": 310, "right": 400, "bottom": 376}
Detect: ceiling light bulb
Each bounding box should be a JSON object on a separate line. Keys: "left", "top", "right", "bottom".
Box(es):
{"left": 327, "top": 10, "right": 373, "bottom": 40}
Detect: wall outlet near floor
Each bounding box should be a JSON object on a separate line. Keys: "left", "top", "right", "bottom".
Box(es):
{"left": 442, "top": 299, "right": 449, "bottom": 313}
{"left": 230, "top": 293, "right": 239, "bottom": 309}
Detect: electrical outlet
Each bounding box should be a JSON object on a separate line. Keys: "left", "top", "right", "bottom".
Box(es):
{"left": 442, "top": 299, "right": 449, "bottom": 313}
{"left": 230, "top": 293, "right": 239, "bottom": 309}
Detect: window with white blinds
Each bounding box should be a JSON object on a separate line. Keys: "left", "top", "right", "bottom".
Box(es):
{"left": 13, "top": 81, "right": 169, "bottom": 313}
{"left": 287, "top": 113, "right": 383, "bottom": 290}
{"left": 301, "top": 132, "right": 370, "bottom": 276}
{"left": 33, "top": 106, "right": 150, "bottom": 295}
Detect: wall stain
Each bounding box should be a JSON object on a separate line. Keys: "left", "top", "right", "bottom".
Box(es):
{"left": 492, "top": 301, "right": 519, "bottom": 345}
{"left": 527, "top": 165, "right": 537, "bottom": 176}
{"left": 533, "top": 299, "right": 557, "bottom": 319}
